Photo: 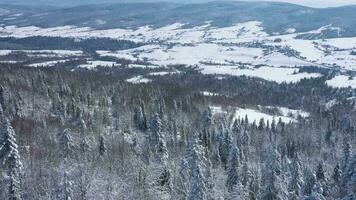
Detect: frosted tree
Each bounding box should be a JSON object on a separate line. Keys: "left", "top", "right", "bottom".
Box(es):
{"left": 59, "top": 171, "right": 73, "bottom": 200}
{"left": 219, "top": 124, "right": 233, "bottom": 168}
{"left": 0, "top": 85, "right": 4, "bottom": 111}
{"left": 98, "top": 135, "right": 107, "bottom": 156}
{"left": 289, "top": 153, "right": 303, "bottom": 197}
{"left": 341, "top": 139, "right": 351, "bottom": 173}
{"left": 260, "top": 146, "right": 288, "bottom": 200}
{"left": 0, "top": 119, "right": 22, "bottom": 200}
{"left": 228, "top": 182, "right": 248, "bottom": 200}
{"left": 332, "top": 163, "right": 341, "bottom": 185}
{"left": 0, "top": 105, "right": 3, "bottom": 122}
{"left": 315, "top": 162, "right": 329, "bottom": 196}
{"left": 202, "top": 107, "right": 213, "bottom": 129}
{"left": 211, "top": 146, "right": 221, "bottom": 169}
{"left": 226, "top": 146, "right": 240, "bottom": 192}
{"left": 156, "top": 133, "right": 172, "bottom": 191}
{"left": 149, "top": 113, "right": 163, "bottom": 149}
{"left": 341, "top": 141, "right": 352, "bottom": 194}
{"left": 58, "top": 129, "right": 75, "bottom": 159}
{"left": 303, "top": 182, "right": 326, "bottom": 200}
{"left": 258, "top": 118, "right": 265, "bottom": 131}
{"left": 303, "top": 167, "right": 317, "bottom": 196}
{"left": 316, "top": 162, "right": 325, "bottom": 182}
{"left": 133, "top": 103, "right": 147, "bottom": 131}
{"left": 341, "top": 154, "right": 356, "bottom": 200}
{"left": 187, "top": 140, "right": 207, "bottom": 200}
{"left": 241, "top": 161, "right": 252, "bottom": 187}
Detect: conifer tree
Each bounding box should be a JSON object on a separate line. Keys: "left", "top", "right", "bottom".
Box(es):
{"left": 149, "top": 113, "right": 163, "bottom": 149}
{"left": 289, "top": 153, "right": 303, "bottom": 197}
{"left": 99, "top": 135, "right": 107, "bottom": 156}
{"left": 226, "top": 146, "right": 240, "bottom": 192}
{"left": 260, "top": 146, "right": 288, "bottom": 200}
{"left": 58, "top": 129, "right": 74, "bottom": 159}
{"left": 187, "top": 139, "right": 207, "bottom": 200}
{"left": 0, "top": 119, "right": 22, "bottom": 200}
{"left": 303, "top": 167, "right": 317, "bottom": 196}
{"left": 341, "top": 154, "right": 356, "bottom": 200}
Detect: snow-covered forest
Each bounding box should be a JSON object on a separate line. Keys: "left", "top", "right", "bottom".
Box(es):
{"left": 1, "top": 1, "right": 356, "bottom": 199}
{"left": 0, "top": 64, "right": 355, "bottom": 200}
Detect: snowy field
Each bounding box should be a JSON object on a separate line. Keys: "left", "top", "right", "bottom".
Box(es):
{"left": 126, "top": 76, "right": 152, "bottom": 84}
{"left": 1, "top": 21, "right": 356, "bottom": 86}
{"left": 210, "top": 105, "right": 310, "bottom": 124}
{"left": 326, "top": 75, "right": 356, "bottom": 89}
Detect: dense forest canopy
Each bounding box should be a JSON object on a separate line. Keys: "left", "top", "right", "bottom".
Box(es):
{"left": 0, "top": 63, "right": 355, "bottom": 199}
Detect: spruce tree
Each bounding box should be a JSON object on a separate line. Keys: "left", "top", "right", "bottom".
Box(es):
{"left": 226, "top": 146, "right": 240, "bottom": 192}
{"left": 99, "top": 135, "right": 107, "bottom": 156}
{"left": 260, "top": 146, "right": 288, "bottom": 200}
{"left": 187, "top": 139, "right": 207, "bottom": 200}
{"left": 303, "top": 167, "right": 317, "bottom": 196}
{"left": 289, "top": 153, "right": 303, "bottom": 197}
{"left": 0, "top": 119, "right": 22, "bottom": 200}
{"left": 342, "top": 154, "right": 356, "bottom": 200}
{"left": 58, "top": 129, "right": 74, "bottom": 159}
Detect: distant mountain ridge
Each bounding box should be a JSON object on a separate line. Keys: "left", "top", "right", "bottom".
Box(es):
{"left": 1, "top": 1, "right": 356, "bottom": 37}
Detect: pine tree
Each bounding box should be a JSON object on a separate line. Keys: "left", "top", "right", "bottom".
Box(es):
{"left": 341, "top": 141, "right": 353, "bottom": 195}
{"left": 226, "top": 146, "right": 240, "bottom": 192}
{"left": 341, "top": 154, "right": 356, "bottom": 200}
{"left": 58, "top": 129, "right": 74, "bottom": 159}
{"left": 0, "top": 105, "right": 3, "bottom": 122}
{"left": 133, "top": 103, "right": 147, "bottom": 131}
{"left": 316, "top": 162, "right": 325, "bottom": 182}
{"left": 202, "top": 107, "right": 213, "bottom": 129}
{"left": 228, "top": 182, "right": 248, "bottom": 200}
{"left": 99, "top": 135, "right": 107, "bottom": 156}
{"left": 289, "top": 153, "right": 303, "bottom": 197}
{"left": 260, "top": 146, "right": 288, "bottom": 200}
{"left": 187, "top": 140, "right": 207, "bottom": 200}
{"left": 149, "top": 113, "right": 163, "bottom": 148}
{"left": 303, "top": 167, "right": 317, "bottom": 196}
{"left": 218, "top": 124, "right": 233, "bottom": 168}
{"left": 62, "top": 171, "right": 72, "bottom": 200}
{"left": 341, "top": 140, "right": 351, "bottom": 173}
{"left": 0, "top": 85, "right": 5, "bottom": 111}
{"left": 241, "top": 161, "right": 252, "bottom": 187}
{"left": 332, "top": 163, "right": 341, "bottom": 185}
{"left": 258, "top": 118, "right": 265, "bottom": 131}
{"left": 303, "top": 182, "right": 326, "bottom": 200}
{"left": 0, "top": 119, "right": 22, "bottom": 200}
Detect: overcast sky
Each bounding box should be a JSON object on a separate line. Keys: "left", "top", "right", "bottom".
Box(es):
{"left": 249, "top": 0, "right": 356, "bottom": 8}
{"left": 3, "top": 0, "right": 356, "bottom": 8}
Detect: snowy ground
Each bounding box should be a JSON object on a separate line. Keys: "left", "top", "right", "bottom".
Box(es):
{"left": 78, "top": 60, "right": 119, "bottom": 69}
{"left": 326, "top": 75, "right": 356, "bottom": 89}
{"left": 1, "top": 21, "right": 356, "bottom": 85}
{"left": 126, "top": 76, "right": 152, "bottom": 84}
{"left": 211, "top": 105, "right": 310, "bottom": 124}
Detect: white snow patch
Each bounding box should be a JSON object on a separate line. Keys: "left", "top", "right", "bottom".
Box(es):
{"left": 234, "top": 107, "right": 296, "bottom": 124}
{"left": 78, "top": 60, "right": 119, "bottom": 69}
{"left": 149, "top": 71, "right": 181, "bottom": 76}
{"left": 0, "top": 50, "right": 12, "bottom": 56}
{"left": 326, "top": 75, "right": 356, "bottom": 88}
{"left": 126, "top": 76, "right": 152, "bottom": 84}
{"left": 201, "top": 66, "right": 321, "bottom": 83}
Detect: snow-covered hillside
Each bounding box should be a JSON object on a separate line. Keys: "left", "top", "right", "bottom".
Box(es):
{"left": 1, "top": 21, "right": 356, "bottom": 86}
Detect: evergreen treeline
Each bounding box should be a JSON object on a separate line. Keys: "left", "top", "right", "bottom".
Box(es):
{"left": 0, "top": 64, "right": 355, "bottom": 199}
{"left": 0, "top": 37, "right": 143, "bottom": 52}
